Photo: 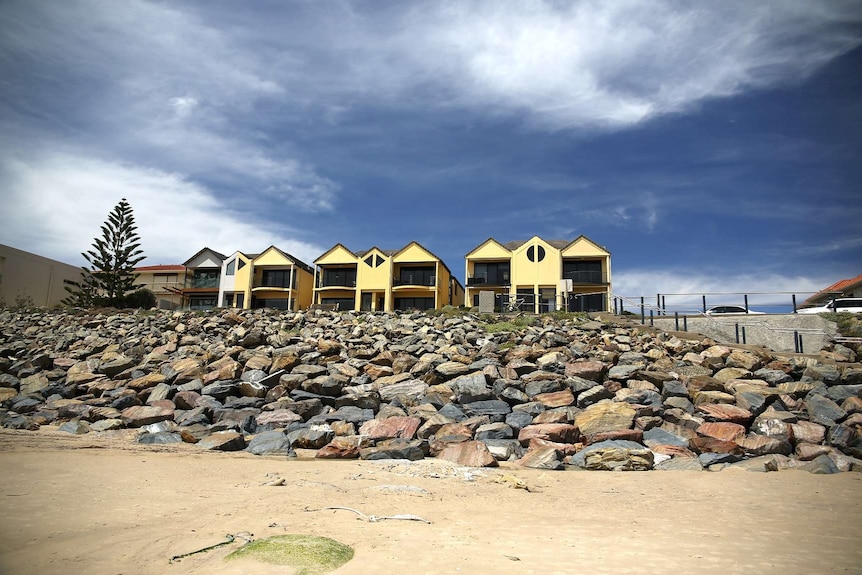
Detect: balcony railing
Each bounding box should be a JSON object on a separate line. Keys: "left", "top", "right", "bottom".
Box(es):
{"left": 189, "top": 277, "right": 219, "bottom": 289}
{"left": 467, "top": 274, "right": 510, "bottom": 287}
{"left": 318, "top": 279, "right": 356, "bottom": 288}
{"left": 393, "top": 275, "right": 436, "bottom": 287}
{"left": 253, "top": 279, "right": 296, "bottom": 289}
{"left": 562, "top": 270, "right": 607, "bottom": 284}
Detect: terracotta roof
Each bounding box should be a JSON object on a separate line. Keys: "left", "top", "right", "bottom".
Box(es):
{"left": 803, "top": 273, "right": 862, "bottom": 305}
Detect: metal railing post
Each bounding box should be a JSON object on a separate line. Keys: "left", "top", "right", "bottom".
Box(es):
{"left": 744, "top": 294, "right": 749, "bottom": 313}
{"left": 641, "top": 297, "right": 645, "bottom": 324}
{"left": 674, "top": 311, "right": 679, "bottom": 331}
{"left": 650, "top": 309, "right": 654, "bottom": 326}
{"left": 792, "top": 294, "right": 797, "bottom": 314}
{"left": 661, "top": 295, "right": 666, "bottom": 316}
{"left": 742, "top": 326, "right": 746, "bottom": 344}
{"left": 683, "top": 316, "right": 688, "bottom": 331}
{"left": 702, "top": 295, "right": 707, "bottom": 314}
{"left": 735, "top": 323, "right": 740, "bottom": 344}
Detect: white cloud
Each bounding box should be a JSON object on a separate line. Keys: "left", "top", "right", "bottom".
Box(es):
{"left": 0, "top": 152, "right": 325, "bottom": 267}
{"left": 367, "top": 0, "right": 862, "bottom": 130}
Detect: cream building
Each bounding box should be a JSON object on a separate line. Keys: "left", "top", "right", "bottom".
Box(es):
{"left": 0, "top": 244, "right": 83, "bottom": 308}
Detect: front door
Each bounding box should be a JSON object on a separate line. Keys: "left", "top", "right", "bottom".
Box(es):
{"left": 361, "top": 292, "right": 372, "bottom": 311}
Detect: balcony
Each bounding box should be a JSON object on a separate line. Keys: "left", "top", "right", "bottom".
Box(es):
{"left": 393, "top": 274, "right": 436, "bottom": 287}
{"left": 467, "top": 273, "right": 510, "bottom": 287}
{"left": 317, "top": 272, "right": 356, "bottom": 289}
{"left": 189, "top": 277, "right": 219, "bottom": 289}
{"left": 562, "top": 270, "right": 607, "bottom": 284}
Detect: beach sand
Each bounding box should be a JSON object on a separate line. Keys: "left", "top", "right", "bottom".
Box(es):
{"left": 0, "top": 428, "right": 860, "bottom": 575}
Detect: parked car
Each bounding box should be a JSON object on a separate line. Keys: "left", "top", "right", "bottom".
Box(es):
{"left": 705, "top": 305, "right": 766, "bottom": 316}
{"left": 797, "top": 298, "right": 862, "bottom": 314}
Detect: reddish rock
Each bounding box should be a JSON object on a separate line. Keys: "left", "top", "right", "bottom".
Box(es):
{"left": 689, "top": 436, "right": 744, "bottom": 455}
{"left": 437, "top": 441, "right": 498, "bottom": 467}
{"left": 795, "top": 442, "right": 832, "bottom": 461}
{"left": 316, "top": 436, "right": 371, "bottom": 459}
{"left": 790, "top": 421, "right": 826, "bottom": 445}
{"left": 697, "top": 403, "right": 752, "bottom": 425}
{"left": 696, "top": 422, "right": 746, "bottom": 442}
{"left": 518, "top": 423, "right": 580, "bottom": 446}
{"left": 359, "top": 416, "right": 421, "bottom": 440}
{"left": 534, "top": 389, "right": 574, "bottom": 408}
{"left": 197, "top": 431, "right": 246, "bottom": 451}
{"left": 517, "top": 446, "right": 564, "bottom": 470}
{"left": 364, "top": 364, "right": 394, "bottom": 379}
{"left": 736, "top": 434, "right": 791, "bottom": 456}
{"left": 533, "top": 410, "right": 570, "bottom": 424}
{"left": 173, "top": 391, "right": 201, "bottom": 410}
{"left": 121, "top": 405, "right": 174, "bottom": 427}
{"left": 650, "top": 444, "right": 697, "bottom": 458}
{"left": 429, "top": 422, "right": 474, "bottom": 455}
{"left": 527, "top": 438, "right": 578, "bottom": 456}
{"left": 256, "top": 410, "right": 303, "bottom": 428}
{"left": 585, "top": 428, "right": 644, "bottom": 445}
{"left": 564, "top": 360, "right": 607, "bottom": 381}
{"left": 127, "top": 373, "right": 166, "bottom": 391}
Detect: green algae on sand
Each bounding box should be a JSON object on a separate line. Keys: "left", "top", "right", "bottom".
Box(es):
{"left": 225, "top": 534, "right": 354, "bottom": 574}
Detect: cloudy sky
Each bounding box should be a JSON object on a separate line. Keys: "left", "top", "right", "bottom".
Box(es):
{"left": 2, "top": 0, "right": 861, "bottom": 308}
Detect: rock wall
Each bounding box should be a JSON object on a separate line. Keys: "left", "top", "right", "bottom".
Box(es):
{"left": 1, "top": 308, "right": 860, "bottom": 473}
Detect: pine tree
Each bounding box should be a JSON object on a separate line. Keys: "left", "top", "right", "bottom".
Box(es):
{"left": 64, "top": 198, "right": 146, "bottom": 308}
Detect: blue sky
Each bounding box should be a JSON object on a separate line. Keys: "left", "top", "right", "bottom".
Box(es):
{"left": 1, "top": 0, "right": 861, "bottom": 307}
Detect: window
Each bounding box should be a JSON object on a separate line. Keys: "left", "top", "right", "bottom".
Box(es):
{"left": 526, "top": 245, "right": 545, "bottom": 262}
{"left": 225, "top": 259, "right": 236, "bottom": 275}
{"left": 394, "top": 297, "right": 435, "bottom": 311}
{"left": 322, "top": 297, "right": 355, "bottom": 311}
{"left": 191, "top": 269, "right": 219, "bottom": 288}
{"left": 261, "top": 269, "right": 296, "bottom": 288}
{"left": 562, "top": 260, "right": 604, "bottom": 284}
{"left": 189, "top": 296, "right": 217, "bottom": 310}
{"left": 254, "top": 297, "right": 289, "bottom": 310}
{"left": 396, "top": 266, "right": 435, "bottom": 286}
{"left": 238, "top": 260, "right": 246, "bottom": 270}
{"left": 154, "top": 273, "right": 178, "bottom": 283}
{"left": 322, "top": 268, "right": 356, "bottom": 287}
{"left": 223, "top": 293, "right": 234, "bottom": 307}
{"left": 364, "top": 255, "right": 374, "bottom": 267}
{"left": 471, "top": 262, "right": 510, "bottom": 285}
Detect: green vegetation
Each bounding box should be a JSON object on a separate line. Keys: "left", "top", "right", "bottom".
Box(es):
{"left": 824, "top": 312, "right": 862, "bottom": 339}
{"left": 481, "top": 315, "right": 538, "bottom": 332}
{"left": 225, "top": 534, "right": 354, "bottom": 574}
{"left": 63, "top": 198, "right": 146, "bottom": 308}
{"left": 546, "top": 310, "right": 588, "bottom": 321}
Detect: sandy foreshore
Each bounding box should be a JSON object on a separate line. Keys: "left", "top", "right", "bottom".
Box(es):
{"left": 0, "top": 428, "right": 860, "bottom": 575}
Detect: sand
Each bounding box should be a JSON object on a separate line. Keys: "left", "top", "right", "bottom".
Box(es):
{"left": 0, "top": 428, "right": 860, "bottom": 575}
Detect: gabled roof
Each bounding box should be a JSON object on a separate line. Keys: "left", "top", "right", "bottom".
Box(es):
{"left": 355, "top": 247, "right": 398, "bottom": 258}
{"left": 465, "top": 237, "right": 510, "bottom": 257}
{"left": 561, "top": 234, "right": 611, "bottom": 255}
{"left": 393, "top": 241, "right": 454, "bottom": 277}
{"left": 182, "top": 247, "right": 227, "bottom": 267}
{"left": 315, "top": 243, "right": 356, "bottom": 263}
{"left": 253, "top": 245, "right": 314, "bottom": 274}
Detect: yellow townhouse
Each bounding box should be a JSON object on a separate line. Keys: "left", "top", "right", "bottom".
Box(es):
{"left": 218, "top": 246, "right": 314, "bottom": 311}
{"left": 464, "top": 235, "right": 611, "bottom": 313}
{"left": 313, "top": 241, "right": 464, "bottom": 311}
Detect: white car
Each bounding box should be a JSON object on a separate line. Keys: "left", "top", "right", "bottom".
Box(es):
{"left": 705, "top": 305, "right": 766, "bottom": 316}
{"left": 797, "top": 298, "right": 862, "bottom": 314}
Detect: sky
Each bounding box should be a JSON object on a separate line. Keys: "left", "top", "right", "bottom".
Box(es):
{"left": 1, "top": 0, "right": 861, "bottom": 310}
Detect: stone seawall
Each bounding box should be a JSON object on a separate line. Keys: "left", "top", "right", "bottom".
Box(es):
{"left": 1, "top": 307, "right": 860, "bottom": 472}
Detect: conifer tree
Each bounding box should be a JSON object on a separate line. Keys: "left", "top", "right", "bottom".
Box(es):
{"left": 64, "top": 198, "right": 145, "bottom": 307}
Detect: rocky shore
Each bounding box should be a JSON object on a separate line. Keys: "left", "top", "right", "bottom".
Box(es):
{"left": 1, "top": 307, "right": 860, "bottom": 472}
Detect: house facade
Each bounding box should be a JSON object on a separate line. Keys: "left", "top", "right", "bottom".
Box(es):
{"left": 0, "top": 244, "right": 83, "bottom": 308}
{"left": 134, "top": 264, "right": 188, "bottom": 309}
{"left": 217, "top": 247, "right": 314, "bottom": 311}
{"left": 175, "top": 248, "right": 226, "bottom": 311}
{"left": 464, "top": 235, "right": 611, "bottom": 313}
{"left": 313, "top": 242, "right": 464, "bottom": 311}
